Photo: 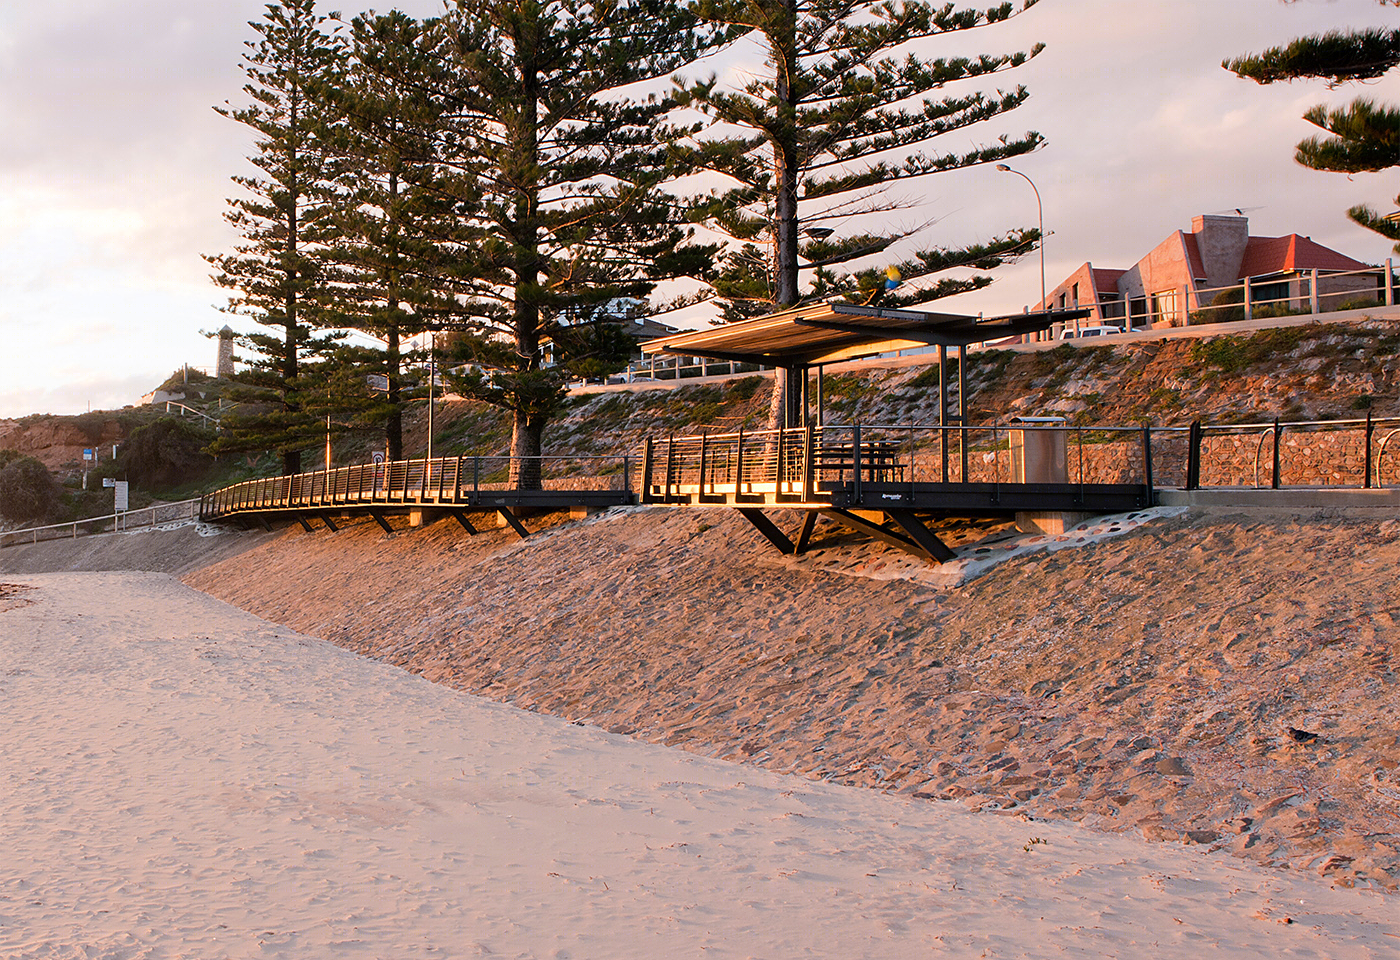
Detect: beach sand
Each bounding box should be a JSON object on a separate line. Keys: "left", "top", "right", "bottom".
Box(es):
{"left": 3, "top": 571, "right": 1399, "bottom": 958}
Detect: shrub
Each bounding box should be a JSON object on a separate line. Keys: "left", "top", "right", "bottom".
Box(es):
{"left": 726, "top": 376, "right": 763, "bottom": 401}
{"left": 0, "top": 456, "right": 61, "bottom": 523}
{"left": 1190, "top": 287, "right": 1244, "bottom": 325}
{"left": 116, "top": 418, "right": 216, "bottom": 490}
{"left": 1336, "top": 295, "right": 1380, "bottom": 312}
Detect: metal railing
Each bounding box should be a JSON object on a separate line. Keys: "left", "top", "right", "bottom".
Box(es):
{"left": 1047, "top": 261, "right": 1396, "bottom": 332}
{"left": 0, "top": 498, "right": 202, "bottom": 549}
{"left": 1183, "top": 414, "right": 1400, "bottom": 490}
{"left": 199, "top": 453, "right": 633, "bottom": 521}
{"left": 642, "top": 423, "right": 1158, "bottom": 501}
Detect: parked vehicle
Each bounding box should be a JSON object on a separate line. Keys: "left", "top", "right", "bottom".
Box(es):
{"left": 1060, "top": 325, "right": 1123, "bottom": 339}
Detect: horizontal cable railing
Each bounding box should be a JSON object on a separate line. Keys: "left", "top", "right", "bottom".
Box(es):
{"left": 643, "top": 423, "right": 1159, "bottom": 500}
{"left": 199, "top": 453, "right": 633, "bottom": 520}
{"left": 645, "top": 415, "right": 1400, "bottom": 501}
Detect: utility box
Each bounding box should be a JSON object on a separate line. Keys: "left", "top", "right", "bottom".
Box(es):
{"left": 1009, "top": 416, "right": 1067, "bottom": 484}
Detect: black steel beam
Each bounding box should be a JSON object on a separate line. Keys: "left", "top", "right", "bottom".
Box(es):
{"left": 322, "top": 515, "right": 339, "bottom": 532}
{"left": 794, "top": 511, "right": 818, "bottom": 555}
{"left": 368, "top": 510, "right": 393, "bottom": 534}
{"left": 296, "top": 516, "right": 315, "bottom": 533}
{"left": 884, "top": 509, "right": 956, "bottom": 562}
{"left": 498, "top": 508, "right": 530, "bottom": 539}
{"left": 737, "top": 508, "right": 795, "bottom": 554}
{"left": 450, "top": 511, "right": 478, "bottom": 535}
{"left": 820, "top": 508, "right": 929, "bottom": 560}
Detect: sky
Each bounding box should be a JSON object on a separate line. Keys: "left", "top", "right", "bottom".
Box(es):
{"left": 0, "top": 0, "right": 1397, "bottom": 419}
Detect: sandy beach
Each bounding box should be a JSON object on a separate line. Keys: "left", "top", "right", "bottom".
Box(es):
{"left": 3, "top": 570, "right": 1399, "bottom": 958}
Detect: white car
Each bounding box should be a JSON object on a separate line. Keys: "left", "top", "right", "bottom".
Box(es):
{"left": 1060, "top": 325, "right": 1123, "bottom": 339}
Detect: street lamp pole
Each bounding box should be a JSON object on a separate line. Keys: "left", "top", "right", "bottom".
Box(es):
{"left": 426, "top": 331, "right": 435, "bottom": 469}
{"left": 997, "top": 164, "right": 1075, "bottom": 338}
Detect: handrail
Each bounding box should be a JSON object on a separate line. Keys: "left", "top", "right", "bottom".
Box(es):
{"left": 0, "top": 498, "right": 202, "bottom": 549}
{"left": 198, "top": 453, "right": 635, "bottom": 521}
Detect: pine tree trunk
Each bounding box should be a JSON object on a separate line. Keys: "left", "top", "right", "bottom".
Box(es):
{"left": 510, "top": 409, "right": 543, "bottom": 489}
{"left": 386, "top": 327, "right": 402, "bottom": 461}
{"left": 766, "top": 0, "right": 801, "bottom": 433}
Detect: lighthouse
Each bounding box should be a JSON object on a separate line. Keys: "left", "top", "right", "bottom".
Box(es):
{"left": 216, "top": 325, "right": 235, "bottom": 379}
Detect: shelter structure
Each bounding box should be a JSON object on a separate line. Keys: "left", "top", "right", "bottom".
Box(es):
{"left": 637, "top": 302, "right": 1154, "bottom": 563}
{"left": 642, "top": 302, "right": 1075, "bottom": 430}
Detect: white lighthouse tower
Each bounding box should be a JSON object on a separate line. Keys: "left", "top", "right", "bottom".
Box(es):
{"left": 216, "top": 325, "right": 235, "bottom": 379}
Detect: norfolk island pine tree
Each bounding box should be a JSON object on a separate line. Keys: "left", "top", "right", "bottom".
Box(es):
{"left": 676, "top": 0, "right": 1048, "bottom": 426}
{"left": 207, "top": 0, "right": 347, "bottom": 476}
{"left": 1226, "top": 9, "right": 1400, "bottom": 253}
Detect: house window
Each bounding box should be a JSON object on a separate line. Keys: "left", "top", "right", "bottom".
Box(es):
{"left": 1071, "top": 282, "right": 1079, "bottom": 306}
{"left": 1151, "top": 289, "right": 1178, "bottom": 322}
{"left": 1252, "top": 281, "right": 1290, "bottom": 306}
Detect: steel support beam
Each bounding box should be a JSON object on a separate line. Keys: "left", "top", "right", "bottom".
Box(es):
{"left": 794, "top": 511, "right": 819, "bottom": 554}
{"left": 498, "top": 508, "right": 530, "bottom": 539}
{"left": 821, "top": 508, "right": 950, "bottom": 563}
{"left": 884, "top": 509, "right": 956, "bottom": 562}
{"left": 322, "top": 515, "right": 339, "bottom": 532}
{"left": 737, "top": 508, "right": 795, "bottom": 554}
{"left": 368, "top": 510, "right": 393, "bottom": 534}
{"left": 451, "top": 510, "right": 478, "bottom": 534}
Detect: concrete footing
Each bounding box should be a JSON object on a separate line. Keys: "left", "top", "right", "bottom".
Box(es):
{"left": 1015, "top": 511, "right": 1098, "bottom": 535}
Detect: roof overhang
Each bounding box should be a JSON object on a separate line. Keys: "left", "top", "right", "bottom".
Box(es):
{"left": 641, "top": 302, "right": 1091, "bottom": 367}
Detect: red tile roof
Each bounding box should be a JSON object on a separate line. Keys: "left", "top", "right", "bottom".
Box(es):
{"left": 1239, "top": 235, "right": 1370, "bottom": 278}
{"left": 1090, "top": 268, "right": 1126, "bottom": 292}
{"left": 1181, "top": 233, "right": 1207, "bottom": 280}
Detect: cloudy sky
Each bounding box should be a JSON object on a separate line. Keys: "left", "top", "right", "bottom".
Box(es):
{"left": 1, "top": 0, "right": 1396, "bottom": 418}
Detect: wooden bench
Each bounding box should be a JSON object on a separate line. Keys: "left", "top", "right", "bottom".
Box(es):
{"left": 811, "top": 440, "right": 905, "bottom": 482}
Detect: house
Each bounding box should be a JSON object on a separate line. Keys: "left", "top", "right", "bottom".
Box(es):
{"left": 1043, "top": 214, "right": 1383, "bottom": 329}
{"left": 544, "top": 298, "right": 681, "bottom": 366}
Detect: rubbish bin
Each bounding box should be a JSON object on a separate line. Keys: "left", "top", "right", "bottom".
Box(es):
{"left": 1009, "top": 416, "right": 1067, "bottom": 484}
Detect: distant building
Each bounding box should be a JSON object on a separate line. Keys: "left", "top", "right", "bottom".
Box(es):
{"left": 216, "top": 325, "right": 236, "bottom": 379}
{"left": 544, "top": 298, "right": 680, "bottom": 366}
{"left": 1043, "top": 214, "right": 1380, "bottom": 329}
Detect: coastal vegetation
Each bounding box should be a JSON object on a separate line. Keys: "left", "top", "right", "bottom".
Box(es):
{"left": 206, "top": 0, "right": 1046, "bottom": 480}
{"left": 1226, "top": 16, "right": 1400, "bottom": 253}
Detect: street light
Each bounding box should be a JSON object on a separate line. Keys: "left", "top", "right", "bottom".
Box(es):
{"left": 997, "top": 164, "right": 1075, "bottom": 338}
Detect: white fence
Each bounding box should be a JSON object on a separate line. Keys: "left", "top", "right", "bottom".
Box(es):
{"left": 0, "top": 499, "right": 202, "bottom": 549}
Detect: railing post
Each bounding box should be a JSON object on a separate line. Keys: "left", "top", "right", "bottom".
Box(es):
{"left": 1243, "top": 277, "right": 1253, "bottom": 323}
{"left": 474, "top": 456, "right": 481, "bottom": 501}
{"left": 1272, "top": 418, "right": 1282, "bottom": 489}
{"left": 852, "top": 423, "right": 863, "bottom": 506}
{"left": 640, "top": 441, "right": 653, "bottom": 501}
{"left": 623, "top": 454, "right": 631, "bottom": 496}
{"left": 699, "top": 432, "right": 710, "bottom": 494}
{"left": 1365, "top": 410, "right": 1374, "bottom": 489}
{"left": 665, "top": 435, "right": 676, "bottom": 501}
{"left": 775, "top": 427, "right": 786, "bottom": 490}
{"left": 1386, "top": 259, "right": 1394, "bottom": 307}
{"left": 1309, "top": 268, "right": 1319, "bottom": 315}
{"left": 804, "top": 422, "right": 815, "bottom": 501}
{"left": 1186, "top": 420, "right": 1202, "bottom": 490}
{"left": 735, "top": 426, "right": 745, "bottom": 495}
{"left": 1142, "top": 424, "right": 1154, "bottom": 505}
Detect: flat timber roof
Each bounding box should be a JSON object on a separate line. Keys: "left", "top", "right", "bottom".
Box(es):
{"left": 642, "top": 302, "right": 1092, "bottom": 367}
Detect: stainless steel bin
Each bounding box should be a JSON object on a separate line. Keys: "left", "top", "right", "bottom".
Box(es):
{"left": 1009, "top": 416, "right": 1067, "bottom": 484}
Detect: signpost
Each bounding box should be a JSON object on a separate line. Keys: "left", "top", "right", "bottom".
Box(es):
{"left": 103, "top": 478, "right": 129, "bottom": 527}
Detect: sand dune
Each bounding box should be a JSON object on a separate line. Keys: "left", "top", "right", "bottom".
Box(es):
{"left": 3, "top": 571, "right": 1399, "bottom": 958}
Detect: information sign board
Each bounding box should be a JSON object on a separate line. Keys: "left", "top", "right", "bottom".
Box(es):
{"left": 114, "top": 480, "right": 129, "bottom": 512}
